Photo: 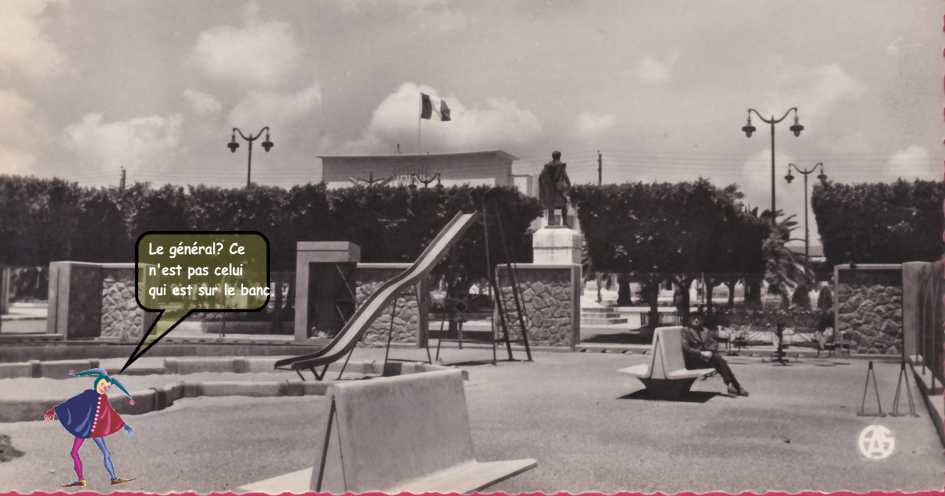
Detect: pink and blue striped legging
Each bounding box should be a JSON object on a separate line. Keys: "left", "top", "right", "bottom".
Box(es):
{"left": 70, "top": 437, "right": 116, "bottom": 481}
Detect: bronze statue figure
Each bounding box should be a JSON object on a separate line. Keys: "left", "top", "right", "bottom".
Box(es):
{"left": 538, "top": 150, "right": 572, "bottom": 227}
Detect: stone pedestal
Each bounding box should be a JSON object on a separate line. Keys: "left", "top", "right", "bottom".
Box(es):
{"left": 532, "top": 226, "right": 582, "bottom": 265}
{"left": 496, "top": 264, "right": 581, "bottom": 349}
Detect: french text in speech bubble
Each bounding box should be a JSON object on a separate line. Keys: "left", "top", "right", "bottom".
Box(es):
{"left": 122, "top": 232, "right": 270, "bottom": 372}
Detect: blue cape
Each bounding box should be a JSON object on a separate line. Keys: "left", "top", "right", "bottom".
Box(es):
{"left": 54, "top": 390, "right": 99, "bottom": 438}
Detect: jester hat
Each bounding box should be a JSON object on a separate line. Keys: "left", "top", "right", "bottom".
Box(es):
{"left": 73, "top": 368, "right": 133, "bottom": 399}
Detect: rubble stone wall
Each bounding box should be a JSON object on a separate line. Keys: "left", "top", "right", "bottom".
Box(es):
{"left": 834, "top": 265, "right": 902, "bottom": 354}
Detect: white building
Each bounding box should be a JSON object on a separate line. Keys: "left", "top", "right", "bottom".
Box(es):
{"left": 318, "top": 150, "right": 534, "bottom": 196}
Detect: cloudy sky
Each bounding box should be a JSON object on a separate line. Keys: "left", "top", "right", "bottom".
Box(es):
{"left": 1, "top": 0, "right": 941, "bottom": 239}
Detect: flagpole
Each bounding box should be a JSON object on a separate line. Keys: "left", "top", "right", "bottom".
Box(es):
{"left": 417, "top": 116, "right": 422, "bottom": 152}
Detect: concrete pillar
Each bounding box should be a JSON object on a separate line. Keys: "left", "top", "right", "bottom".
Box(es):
{"left": 293, "top": 242, "right": 361, "bottom": 341}
{"left": 901, "top": 262, "right": 927, "bottom": 359}
{"left": 0, "top": 266, "right": 10, "bottom": 316}
{"left": 46, "top": 261, "right": 104, "bottom": 339}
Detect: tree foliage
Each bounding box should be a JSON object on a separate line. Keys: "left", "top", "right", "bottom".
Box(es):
{"left": 571, "top": 179, "right": 767, "bottom": 321}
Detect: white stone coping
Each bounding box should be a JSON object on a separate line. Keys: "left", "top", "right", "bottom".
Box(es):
{"left": 496, "top": 263, "right": 580, "bottom": 270}
{"left": 357, "top": 262, "right": 412, "bottom": 270}
{"left": 296, "top": 241, "right": 360, "bottom": 251}
{"left": 51, "top": 261, "right": 135, "bottom": 269}
{"left": 834, "top": 263, "right": 902, "bottom": 271}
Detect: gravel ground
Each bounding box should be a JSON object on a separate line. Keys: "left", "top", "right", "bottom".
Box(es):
{"left": 0, "top": 347, "right": 941, "bottom": 493}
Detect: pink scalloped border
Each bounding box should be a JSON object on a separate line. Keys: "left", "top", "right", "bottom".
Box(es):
{"left": 2, "top": 10, "right": 945, "bottom": 496}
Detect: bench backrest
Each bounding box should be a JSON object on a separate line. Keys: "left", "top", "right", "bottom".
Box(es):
{"left": 646, "top": 326, "right": 687, "bottom": 379}
{"left": 325, "top": 369, "right": 476, "bottom": 492}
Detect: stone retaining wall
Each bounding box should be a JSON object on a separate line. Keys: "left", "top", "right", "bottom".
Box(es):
{"left": 354, "top": 264, "right": 429, "bottom": 346}
{"left": 101, "top": 266, "right": 155, "bottom": 342}
{"left": 49, "top": 262, "right": 159, "bottom": 340}
{"left": 834, "top": 264, "right": 902, "bottom": 354}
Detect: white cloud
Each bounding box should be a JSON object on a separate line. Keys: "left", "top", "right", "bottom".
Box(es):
{"left": 887, "top": 145, "right": 936, "bottom": 180}
{"left": 227, "top": 81, "right": 322, "bottom": 134}
{"left": 765, "top": 64, "right": 865, "bottom": 124}
{"left": 740, "top": 149, "right": 800, "bottom": 217}
{"left": 0, "top": 0, "right": 69, "bottom": 81}
{"left": 0, "top": 89, "right": 43, "bottom": 147}
{"left": 341, "top": 82, "right": 541, "bottom": 153}
{"left": 183, "top": 88, "right": 222, "bottom": 116}
{"left": 192, "top": 3, "right": 300, "bottom": 87}
{"left": 637, "top": 52, "right": 679, "bottom": 85}
{"left": 0, "top": 147, "right": 38, "bottom": 175}
{"left": 0, "top": 89, "right": 46, "bottom": 175}
{"left": 62, "top": 112, "right": 183, "bottom": 173}
{"left": 885, "top": 36, "right": 922, "bottom": 57}
{"left": 576, "top": 112, "right": 616, "bottom": 136}
{"left": 411, "top": 0, "right": 467, "bottom": 33}
{"left": 337, "top": 0, "right": 466, "bottom": 33}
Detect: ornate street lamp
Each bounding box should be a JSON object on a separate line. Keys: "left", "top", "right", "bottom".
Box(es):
{"left": 228, "top": 127, "right": 273, "bottom": 188}
{"left": 741, "top": 107, "right": 803, "bottom": 223}
{"left": 785, "top": 161, "right": 827, "bottom": 266}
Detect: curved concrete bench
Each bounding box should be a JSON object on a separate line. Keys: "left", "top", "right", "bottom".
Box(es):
{"left": 619, "top": 326, "right": 715, "bottom": 399}
{"left": 240, "top": 368, "right": 536, "bottom": 493}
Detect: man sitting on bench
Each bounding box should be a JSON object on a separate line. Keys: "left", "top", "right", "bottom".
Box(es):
{"left": 682, "top": 312, "right": 749, "bottom": 397}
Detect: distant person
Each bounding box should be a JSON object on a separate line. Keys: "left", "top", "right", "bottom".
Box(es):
{"left": 682, "top": 312, "right": 749, "bottom": 397}
{"left": 816, "top": 282, "right": 834, "bottom": 311}
{"left": 538, "top": 150, "right": 572, "bottom": 227}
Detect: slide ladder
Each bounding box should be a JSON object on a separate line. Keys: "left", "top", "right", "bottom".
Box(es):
{"left": 432, "top": 198, "right": 532, "bottom": 363}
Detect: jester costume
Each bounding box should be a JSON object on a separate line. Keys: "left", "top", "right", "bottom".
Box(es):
{"left": 44, "top": 368, "right": 135, "bottom": 487}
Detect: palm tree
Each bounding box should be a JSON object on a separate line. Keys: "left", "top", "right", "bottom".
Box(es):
{"left": 763, "top": 211, "right": 811, "bottom": 309}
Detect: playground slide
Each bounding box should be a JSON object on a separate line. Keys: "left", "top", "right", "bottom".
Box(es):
{"left": 275, "top": 211, "right": 479, "bottom": 373}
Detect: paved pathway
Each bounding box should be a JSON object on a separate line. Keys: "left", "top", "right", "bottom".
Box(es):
{"left": 0, "top": 348, "right": 940, "bottom": 492}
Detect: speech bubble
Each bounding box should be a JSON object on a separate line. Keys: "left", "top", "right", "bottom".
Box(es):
{"left": 121, "top": 231, "right": 270, "bottom": 372}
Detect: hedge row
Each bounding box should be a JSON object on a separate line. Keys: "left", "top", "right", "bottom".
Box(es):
{"left": 0, "top": 175, "right": 540, "bottom": 280}
{"left": 811, "top": 179, "right": 944, "bottom": 266}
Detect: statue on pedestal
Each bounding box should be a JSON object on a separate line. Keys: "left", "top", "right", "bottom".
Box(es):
{"left": 538, "top": 150, "right": 572, "bottom": 227}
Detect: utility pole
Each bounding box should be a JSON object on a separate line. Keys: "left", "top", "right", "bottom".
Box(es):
{"left": 597, "top": 150, "right": 602, "bottom": 186}
{"left": 119, "top": 166, "right": 126, "bottom": 191}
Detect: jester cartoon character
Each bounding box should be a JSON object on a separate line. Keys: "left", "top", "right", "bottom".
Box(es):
{"left": 43, "top": 368, "right": 136, "bottom": 487}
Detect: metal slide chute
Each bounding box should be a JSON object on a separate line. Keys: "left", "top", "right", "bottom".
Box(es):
{"left": 275, "top": 211, "right": 479, "bottom": 378}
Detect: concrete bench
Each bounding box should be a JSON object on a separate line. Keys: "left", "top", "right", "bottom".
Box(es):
{"left": 618, "top": 326, "right": 715, "bottom": 399}
{"left": 239, "top": 369, "right": 536, "bottom": 493}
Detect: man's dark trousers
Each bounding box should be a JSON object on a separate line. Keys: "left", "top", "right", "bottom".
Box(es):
{"left": 684, "top": 352, "right": 739, "bottom": 387}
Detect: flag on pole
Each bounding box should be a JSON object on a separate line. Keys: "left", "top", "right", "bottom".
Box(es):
{"left": 440, "top": 100, "right": 451, "bottom": 121}
{"left": 420, "top": 93, "right": 433, "bottom": 119}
